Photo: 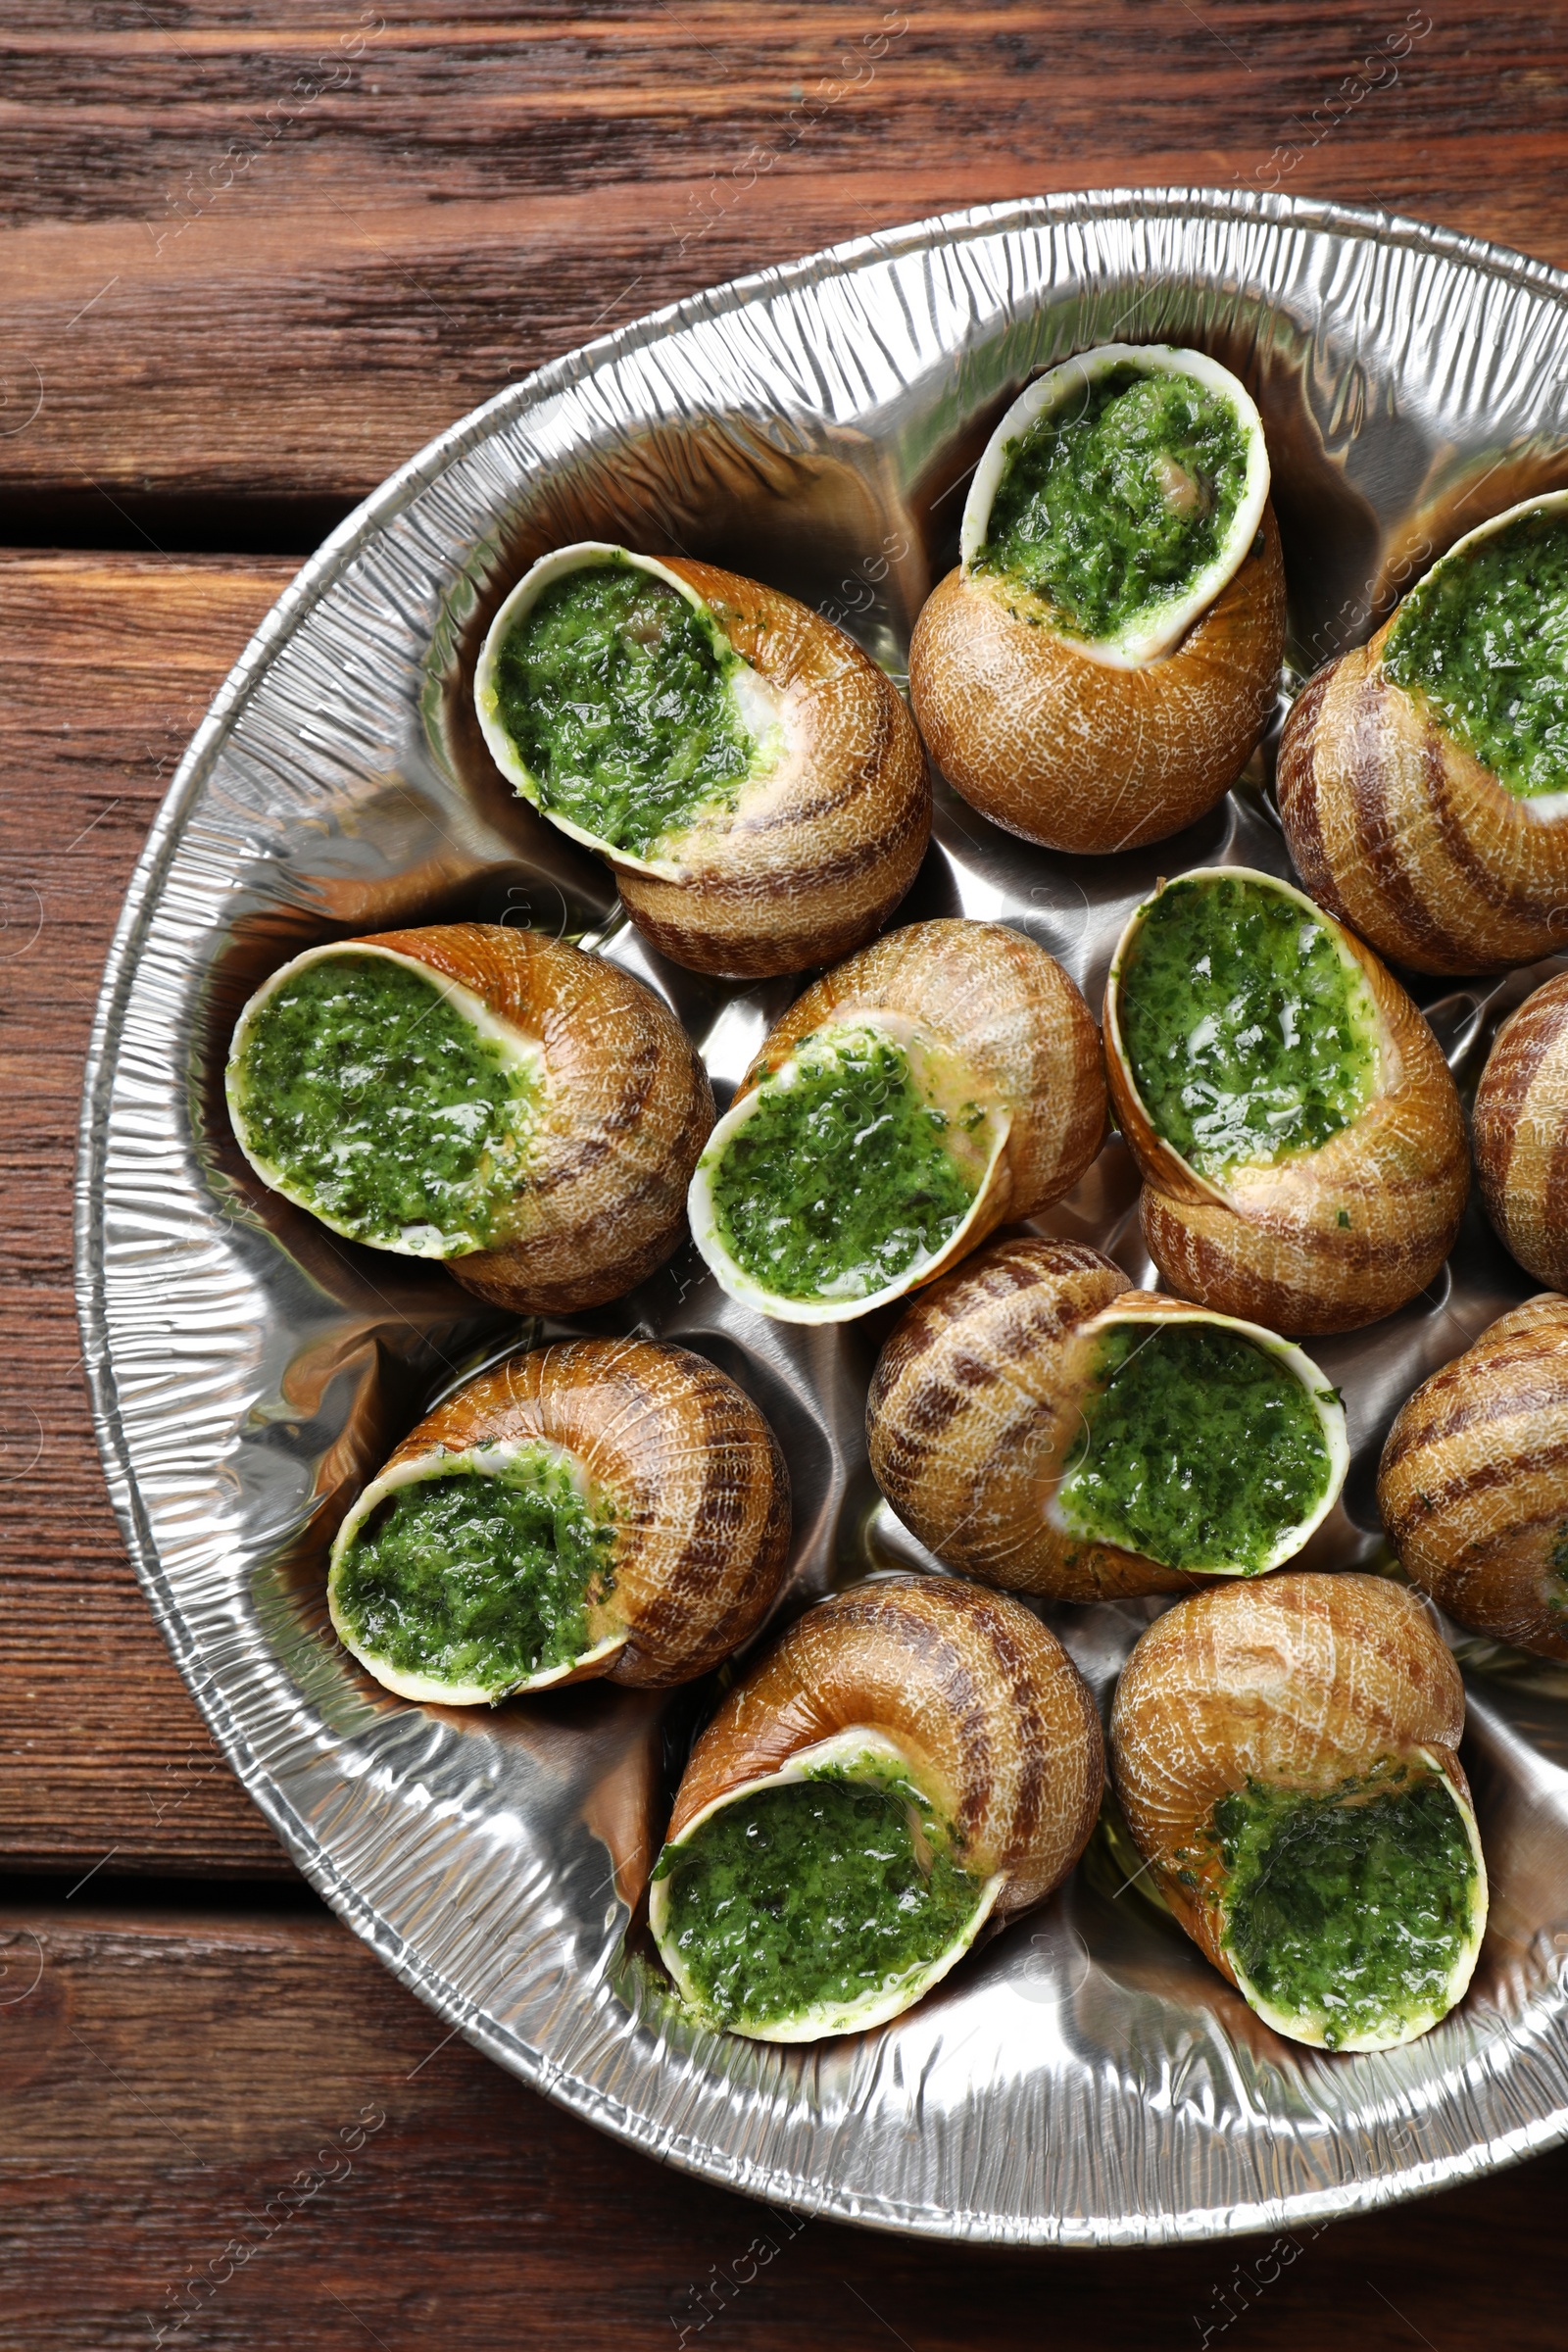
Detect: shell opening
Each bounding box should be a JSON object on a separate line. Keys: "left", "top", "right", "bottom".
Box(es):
{"left": 649, "top": 1728, "right": 1003, "bottom": 2043}
{"left": 687, "top": 1015, "right": 1010, "bottom": 1325}
{"left": 1050, "top": 1304, "right": 1348, "bottom": 1577}
{"left": 959, "top": 344, "right": 1270, "bottom": 667}
{"left": 472, "top": 541, "right": 789, "bottom": 876}
{"left": 326, "top": 1439, "right": 625, "bottom": 1705}
{"left": 226, "top": 941, "right": 543, "bottom": 1260}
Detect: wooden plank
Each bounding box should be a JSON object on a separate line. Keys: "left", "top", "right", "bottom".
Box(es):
{"left": 2, "top": 4, "right": 1564, "bottom": 510}
{"left": 0, "top": 553, "right": 297, "bottom": 1875}
{"left": 2, "top": 1895, "right": 1564, "bottom": 2350}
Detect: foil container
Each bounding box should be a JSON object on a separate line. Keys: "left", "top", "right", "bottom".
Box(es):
{"left": 77, "top": 191, "right": 1568, "bottom": 2244}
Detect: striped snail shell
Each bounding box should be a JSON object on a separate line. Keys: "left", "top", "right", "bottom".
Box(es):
{"left": 474, "top": 544, "right": 929, "bottom": 979}
{"left": 908, "top": 344, "right": 1286, "bottom": 855}
{"left": 1104, "top": 867, "right": 1468, "bottom": 1335}
{"left": 866, "top": 1237, "right": 1348, "bottom": 1601}
{"left": 1473, "top": 971, "right": 1568, "bottom": 1290}
{"left": 328, "top": 1339, "right": 791, "bottom": 1704}
{"left": 1277, "top": 493, "right": 1568, "bottom": 976}
{"left": 1378, "top": 1293, "right": 1568, "bottom": 1659}
{"left": 226, "top": 922, "right": 713, "bottom": 1315}
{"left": 1110, "top": 1572, "right": 1488, "bottom": 2050}
{"left": 649, "top": 1573, "right": 1102, "bottom": 2041}
{"left": 688, "top": 918, "right": 1107, "bottom": 1324}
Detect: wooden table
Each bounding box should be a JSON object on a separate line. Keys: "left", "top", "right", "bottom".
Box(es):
{"left": 5, "top": 8, "right": 1567, "bottom": 2344}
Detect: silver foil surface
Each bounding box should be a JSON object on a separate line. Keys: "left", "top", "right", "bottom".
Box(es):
{"left": 78, "top": 192, "right": 1568, "bottom": 2243}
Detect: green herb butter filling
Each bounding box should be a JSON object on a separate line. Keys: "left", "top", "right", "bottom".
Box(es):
{"left": 976, "top": 363, "right": 1250, "bottom": 641}
{"left": 653, "top": 1771, "right": 987, "bottom": 2030}
{"left": 488, "top": 563, "right": 760, "bottom": 858}
{"left": 333, "top": 1449, "right": 617, "bottom": 1697}
{"left": 707, "top": 1027, "right": 984, "bottom": 1303}
{"left": 1055, "top": 1321, "right": 1333, "bottom": 1573}
{"left": 1116, "top": 874, "right": 1379, "bottom": 1180}
{"left": 230, "top": 952, "right": 539, "bottom": 1253}
{"left": 1383, "top": 504, "right": 1568, "bottom": 802}
{"left": 1214, "top": 1765, "right": 1480, "bottom": 2048}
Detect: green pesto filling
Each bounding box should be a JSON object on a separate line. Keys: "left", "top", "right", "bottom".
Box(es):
{"left": 333, "top": 1450, "right": 616, "bottom": 1695}
{"left": 653, "top": 1770, "right": 985, "bottom": 2029}
{"left": 976, "top": 363, "right": 1250, "bottom": 640}
{"left": 1546, "top": 1522, "right": 1568, "bottom": 1618}
{"left": 1384, "top": 506, "right": 1568, "bottom": 801}
{"left": 1116, "top": 874, "right": 1378, "bottom": 1180}
{"left": 230, "top": 952, "right": 538, "bottom": 1251}
{"left": 489, "top": 562, "right": 758, "bottom": 857}
{"left": 1055, "top": 1321, "right": 1333, "bottom": 1573}
{"left": 1215, "top": 1767, "right": 1478, "bottom": 2048}
{"left": 707, "top": 1027, "right": 981, "bottom": 1303}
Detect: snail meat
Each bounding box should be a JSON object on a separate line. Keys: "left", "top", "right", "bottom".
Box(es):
{"left": 329, "top": 1339, "right": 791, "bottom": 1703}
{"left": 1110, "top": 1573, "right": 1488, "bottom": 2050}
{"left": 226, "top": 923, "right": 713, "bottom": 1315}
{"left": 688, "top": 919, "right": 1106, "bottom": 1323}
{"left": 1278, "top": 492, "right": 1568, "bottom": 974}
{"left": 475, "top": 544, "right": 928, "bottom": 978}
{"left": 1472, "top": 971, "right": 1568, "bottom": 1291}
{"left": 1104, "top": 866, "right": 1468, "bottom": 1333}
{"left": 867, "top": 1238, "right": 1347, "bottom": 1601}
{"left": 649, "top": 1574, "right": 1102, "bottom": 2040}
{"left": 908, "top": 344, "right": 1285, "bottom": 855}
{"left": 1378, "top": 1293, "right": 1568, "bottom": 1659}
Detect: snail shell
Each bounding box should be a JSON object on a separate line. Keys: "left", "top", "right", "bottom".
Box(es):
{"left": 474, "top": 544, "right": 929, "bottom": 980}
{"left": 908, "top": 345, "right": 1286, "bottom": 855}
{"left": 227, "top": 923, "right": 713, "bottom": 1315}
{"left": 1473, "top": 971, "right": 1568, "bottom": 1289}
{"left": 688, "top": 918, "right": 1107, "bottom": 1324}
{"left": 1104, "top": 867, "right": 1468, "bottom": 1335}
{"left": 649, "top": 1572, "right": 1103, "bottom": 2040}
{"left": 1378, "top": 1293, "right": 1568, "bottom": 1658}
{"left": 1277, "top": 494, "right": 1568, "bottom": 976}
{"left": 866, "top": 1237, "right": 1348, "bottom": 1601}
{"left": 328, "top": 1339, "right": 791, "bottom": 1703}
{"left": 1110, "top": 1572, "right": 1488, "bottom": 2050}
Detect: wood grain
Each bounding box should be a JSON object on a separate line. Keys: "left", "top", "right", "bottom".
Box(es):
{"left": 1, "top": 1893, "right": 1563, "bottom": 2351}
{"left": 0, "top": 554, "right": 296, "bottom": 1875}
{"left": 1, "top": 5, "right": 1564, "bottom": 511}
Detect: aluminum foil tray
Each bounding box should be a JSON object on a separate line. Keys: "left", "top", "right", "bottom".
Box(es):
{"left": 77, "top": 191, "right": 1568, "bottom": 2245}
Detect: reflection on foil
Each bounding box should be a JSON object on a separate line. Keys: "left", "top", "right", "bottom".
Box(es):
{"left": 78, "top": 191, "right": 1568, "bottom": 2243}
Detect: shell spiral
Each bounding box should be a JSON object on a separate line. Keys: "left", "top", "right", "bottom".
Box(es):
{"left": 1473, "top": 971, "right": 1568, "bottom": 1290}
{"left": 665, "top": 1573, "right": 1103, "bottom": 1916}
{"left": 1378, "top": 1293, "right": 1568, "bottom": 1660}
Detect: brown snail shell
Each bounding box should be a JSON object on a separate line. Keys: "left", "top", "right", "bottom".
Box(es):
{"left": 474, "top": 544, "right": 929, "bottom": 980}
{"left": 1104, "top": 867, "right": 1469, "bottom": 1335}
{"left": 1110, "top": 1572, "right": 1488, "bottom": 2049}
{"left": 328, "top": 1339, "right": 791, "bottom": 1703}
{"left": 650, "top": 1572, "right": 1103, "bottom": 2039}
{"left": 1378, "top": 1293, "right": 1568, "bottom": 1659}
{"left": 1277, "top": 495, "right": 1568, "bottom": 976}
{"left": 866, "top": 1236, "right": 1348, "bottom": 1601}
{"left": 227, "top": 922, "right": 713, "bottom": 1316}
{"left": 908, "top": 345, "right": 1286, "bottom": 855}
{"left": 688, "top": 917, "right": 1107, "bottom": 1324}
{"left": 1473, "top": 971, "right": 1568, "bottom": 1289}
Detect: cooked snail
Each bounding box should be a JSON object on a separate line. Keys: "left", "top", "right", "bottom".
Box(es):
{"left": 226, "top": 922, "right": 712, "bottom": 1314}
{"left": 866, "top": 1236, "right": 1348, "bottom": 1601}
{"left": 1104, "top": 865, "right": 1468, "bottom": 1334}
{"left": 1277, "top": 492, "right": 1568, "bottom": 974}
{"left": 908, "top": 343, "right": 1286, "bottom": 855}
{"left": 1378, "top": 1293, "right": 1568, "bottom": 1659}
{"left": 328, "top": 1339, "right": 791, "bottom": 1703}
{"left": 687, "top": 918, "right": 1106, "bottom": 1324}
{"left": 1473, "top": 971, "right": 1568, "bottom": 1289}
{"left": 649, "top": 1573, "right": 1102, "bottom": 2041}
{"left": 473, "top": 543, "right": 928, "bottom": 979}
{"left": 1110, "top": 1572, "right": 1488, "bottom": 2051}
